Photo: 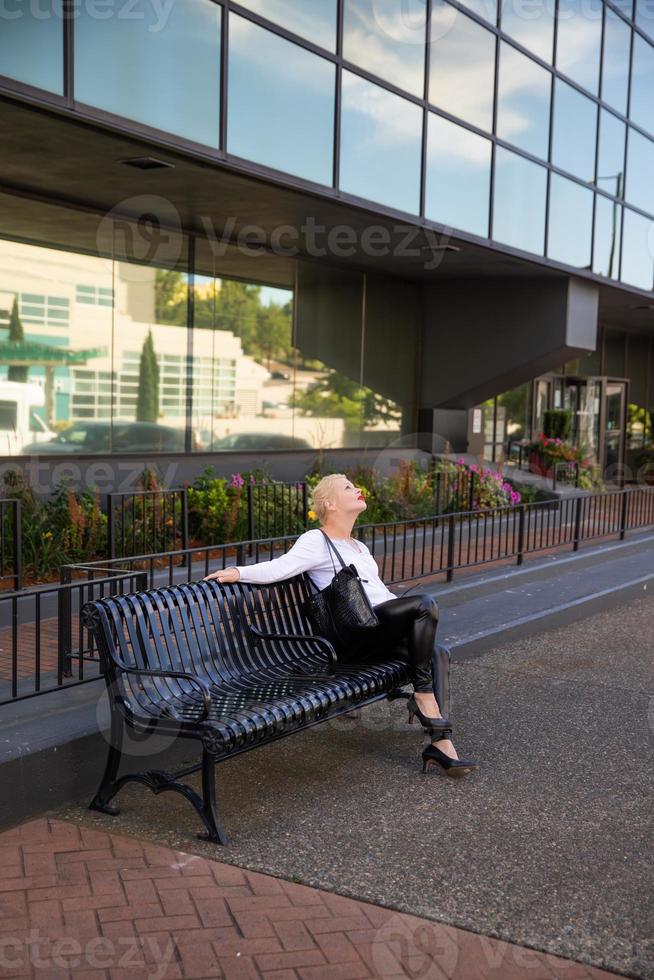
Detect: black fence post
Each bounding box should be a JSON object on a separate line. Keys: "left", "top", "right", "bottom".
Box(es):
{"left": 573, "top": 494, "right": 584, "bottom": 552}
{"left": 181, "top": 489, "right": 189, "bottom": 568}
{"left": 619, "top": 489, "right": 629, "bottom": 541}
{"left": 516, "top": 503, "right": 526, "bottom": 566}
{"left": 446, "top": 514, "right": 456, "bottom": 583}
{"left": 58, "top": 566, "right": 73, "bottom": 679}
{"left": 106, "top": 493, "right": 114, "bottom": 561}
{"left": 247, "top": 484, "right": 255, "bottom": 543}
{"left": 13, "top": 499, "right": 21, "bottom": 592}
{"left": 302, "top": 482, "right": 309, "bottom": 528}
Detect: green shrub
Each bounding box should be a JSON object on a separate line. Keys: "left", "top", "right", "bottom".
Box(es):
{"left": 543, "top": 409, "right": 572, "bottom": 440}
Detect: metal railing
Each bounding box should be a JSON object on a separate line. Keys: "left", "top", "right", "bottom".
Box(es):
{"left": 0, "top": 568, "right": 147, "bottom": 706}
{"left": 107, "top": 488, "right": 189, "bottom": 560}
{"left": 430, "top": 463, "right": 478, "bottom": 513}
{"left": 247, "top": 481, "right": 308, "bottom": 540}
{"left": 6, "top": 484, "right": 654, "bottom": 706}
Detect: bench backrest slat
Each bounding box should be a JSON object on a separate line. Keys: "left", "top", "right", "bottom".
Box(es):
{"left": 83, "top": 575, "right": 325, "bottom": 704}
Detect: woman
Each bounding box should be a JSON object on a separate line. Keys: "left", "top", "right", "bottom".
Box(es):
{"left": 204, "top": 473, "right": 478, "bottom": 778}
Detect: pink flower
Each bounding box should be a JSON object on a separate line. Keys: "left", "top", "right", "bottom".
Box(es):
{"left": 231, "top": 473, "right": 245, "bottom": 489}
{"left": 457, "top": 457, "right": 466, "bottom": 465}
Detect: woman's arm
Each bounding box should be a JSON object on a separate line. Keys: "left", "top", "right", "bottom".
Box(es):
{"left": 232, "top": 530, "right": 323, "bottom": 584}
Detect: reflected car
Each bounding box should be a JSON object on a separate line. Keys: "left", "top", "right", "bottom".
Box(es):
{"left": 21, "top": 420, "right": 193, "bottom": 454}
{"left": 211, "top": 432, "right": 312, "bottom": 450}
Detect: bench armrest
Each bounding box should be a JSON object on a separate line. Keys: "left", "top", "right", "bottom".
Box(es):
{"left": 248, "top": 625, "right": 337, "bottom": 671}
{"left": 117, "top": 664, "right": 212, "bottom": 722}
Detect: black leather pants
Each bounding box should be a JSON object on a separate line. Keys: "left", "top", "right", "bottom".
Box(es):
{"left": 339, "top": 594, "right": 451, "bottom": 717}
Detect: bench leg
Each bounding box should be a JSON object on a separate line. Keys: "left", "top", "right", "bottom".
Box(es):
{"left": 89, "top": 711, "right": 124, "bottom": 816}
{"left": 199, "top": 748, "right": 229, "bottom": 846}
{"left": 88, "top": 717, "right": 228, "bottom": 845}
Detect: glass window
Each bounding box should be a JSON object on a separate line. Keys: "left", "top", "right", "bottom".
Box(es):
{"left": 625, "top": 128, "right": 654, "bottom": 214}
{"left": 610, "top": 0, "right": 633, "bottom": 16}
{"left": 75, "top": 0, "right": 221, "bottom": 147}
{"left": 593, "top": 194, "right": 622, "bottom": 278}
{"left": 597, "top": 110, "right": 626, "bottom": 196}
{"left": 551, "top": 78, "right": 597, "bottom": 181}
{"left": 630, "top": 35, "right": 654, "bottom": 136}
{"left": 555, "top": 0, "right": 602, "bottom": 94}
{"left": 0, "top": 7, "right": 64, "bottom": 94}
{"left": 496, "top": 42, "right": 551, "bottom": 159}
{"left": 499, "top": 0, "right": 554, "bottom": 63}
{"left": 492, "top": 146, "right": 547, "bottom": 254}
{"left": 425, "top": 114, "right": 491, "bottom": 237}
{"left": 456, "top": 0, "right": 497, "bottom": 22}
{"left": 228, "top": 15, "right": 335, "bottom": 186}
{"left": 235, "top": 0, "right": 337, "bottom": 50}
{"left": 343, "top": 0, "right": 426, "bottom": 96}
{"left": 621, "top": 208, "right": 654, "bottom": 290}
{"left": 340, "top": 71, "right": 422, "bottom": 214}
{"left": 429, "top": 2, "right": 495, "bottom": 132}
{"left": 547, "top": 174, "right": 593, "bottom": 267}
{"left": 601, "top": 7, "right": 631, "bottom": 114}
{"left": 635, "top": 0, "right": 654, "bottom": 40}
{"left": 190, "top": 270, "right": 295, "bottom": 452}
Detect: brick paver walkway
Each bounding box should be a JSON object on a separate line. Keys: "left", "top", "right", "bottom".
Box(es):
{"left": 0, "top": 819, "right": 627, "bottom": 980}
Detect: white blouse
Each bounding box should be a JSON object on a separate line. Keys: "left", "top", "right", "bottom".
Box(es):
{"left": 234, "top": 527, "right": 397, "bottom": 607}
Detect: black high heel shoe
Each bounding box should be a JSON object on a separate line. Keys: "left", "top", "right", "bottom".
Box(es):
{"left": 407, "top": 694, "right": 451, "bottom": 735}
{"left": 421, "top": 733, "right": 478, "bottom": 779}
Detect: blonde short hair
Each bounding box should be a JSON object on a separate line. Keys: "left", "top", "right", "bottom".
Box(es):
{"left": 310, "top": 473, "right": 349, "bottom": 523}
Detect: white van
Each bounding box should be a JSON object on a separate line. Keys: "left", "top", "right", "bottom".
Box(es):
{"left": 0, "top": 381, "right": 56, "bottom": 455}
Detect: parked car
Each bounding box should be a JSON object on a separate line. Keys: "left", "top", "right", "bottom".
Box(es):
{"left": 0, "top": 381, "right": 56, "bottom": 455}
{"left": 21, "top": 420, "right": 193, "bottom": 454}
{"left": 211, "top": 432, "right": 312, "bottom": 450}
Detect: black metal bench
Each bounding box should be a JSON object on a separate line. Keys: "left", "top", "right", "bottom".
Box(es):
{"left": 80, "top": 574, "right": 426, "bottom": 845}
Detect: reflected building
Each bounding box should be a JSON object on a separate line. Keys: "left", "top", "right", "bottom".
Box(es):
{"left": 1, "top": 0, "right": 653, "bottom": 482}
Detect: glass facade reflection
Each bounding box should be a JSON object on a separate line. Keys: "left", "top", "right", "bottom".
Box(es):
{"left": 496, "top": 41, "right": 551, "bottom": 159}
{"left": 621, "top": 209, "right": 654, "bottom": 291}
{"left": 430, "top": 4, "right": 495, "bottom": 132}
{"left": 492, "top": 146, "right": 547, "bottom": 254}
{"left": 235, "top": 0, "right": 338, "bottom": 50}
{"left": 0, "top": 6, "right": 64, "bottom": 94}
{"left": 551, "top": 78, "right": 597, "bottom": 181}
{"left": 1, "top": 0, "right": 654, "bottom": 292}
{"left": 75, "top": 0, "right": 222, "bottom": 146}
{"left": 596, "top": 110, "right": 626, "bottom": 196}
{"left": 601, "top": 7, "right": 631, "bottom": 114}
{"left": 593, "top": 194, "right": 622, "bottom": 278}
{"left": 630, "top": 34, "right": 654, "bottom": 136}
{"left": 0, "top": 232, "right": 417, "bottom": 456}
{"left": 340, "top": 71, "right": 422, "bottom": 214}
{"left": 626, "top": 129, "right": 654, "bottom": 215}
{"left": 547, "top": 174, "right": 593, "bottom": 267}
{"left": 228, "top": 14, "right": 335, "bottom": 184}
{"left": 343, "top": 0, "right": 427, "bottom": 96}
{"left": 499, "top": 0, "right": 554, "bottom": 62}
{"left": 425, "top": 114, "right": 491, "bottom": 237}
{"left": 555, "top": 0, "right": 602, "bottom": 93}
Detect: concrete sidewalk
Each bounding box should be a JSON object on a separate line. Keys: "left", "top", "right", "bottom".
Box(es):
{"left": 0, "top": 817, "right": 630, "bottom": 980}
{"left": 48, "top": 590, "right": 654, "bottom": 980}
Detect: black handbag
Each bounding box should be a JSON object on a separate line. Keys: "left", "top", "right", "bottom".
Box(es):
{"left": 301, "top": 530, "right": 380, "bottom": 652}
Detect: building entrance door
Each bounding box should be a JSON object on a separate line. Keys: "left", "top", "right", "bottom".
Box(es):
{"left": 602, "top": 381, "right": 627, "bottom": 477}
{"left": 533, "top": 374, "right": 627, "bottom": 480}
